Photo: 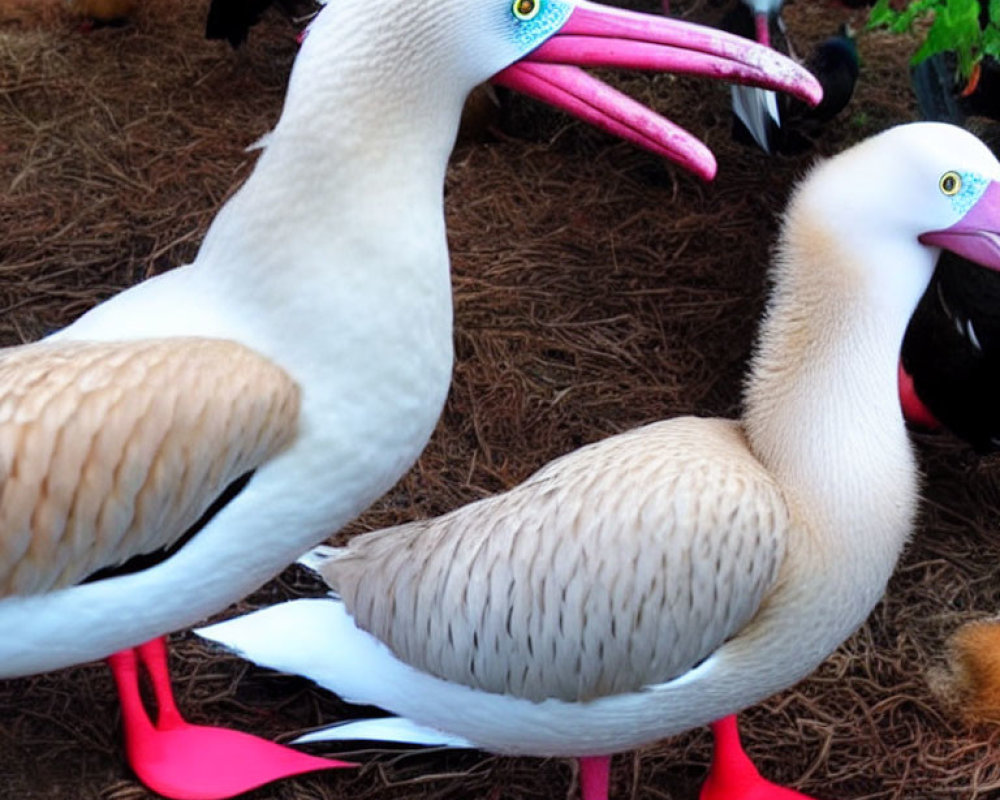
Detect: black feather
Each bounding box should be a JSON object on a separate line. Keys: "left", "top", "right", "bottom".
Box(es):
{"left": 902, "top": 251, "right": 1000, "bottom": 453}
{"left": 206, "top": 0, "right": 311, "bottom": 48}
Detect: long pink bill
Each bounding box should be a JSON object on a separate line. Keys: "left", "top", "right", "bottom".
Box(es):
{"left": 494, "top": 62, "right": 715, "bottom": 179}
{"left": 494, "top": 0, "right": 822, "bottom": 179}
{"left": 543, "top": 1, "right": 819, "bottom": 101}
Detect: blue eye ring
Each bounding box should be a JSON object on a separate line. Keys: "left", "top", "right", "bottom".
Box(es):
{"left": 940, "top": 171, "right": 962, "bottom": 196}
{"left": 513, "top": 0, "right": 541, "bottom": 21}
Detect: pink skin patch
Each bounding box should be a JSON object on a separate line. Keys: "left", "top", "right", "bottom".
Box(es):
{"left": 493, "top": 0, "right": 822, "bottom": 179}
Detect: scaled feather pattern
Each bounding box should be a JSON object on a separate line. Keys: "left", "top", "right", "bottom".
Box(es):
{"left": 0, "top": 339, "right": 299, "bottom": 598}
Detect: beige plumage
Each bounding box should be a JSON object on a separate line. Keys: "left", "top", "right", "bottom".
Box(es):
{"left": 330, "top": 417, "right": 788, "bottom": 703}
{"left": 0, "top": 338, "right": 298, "bottom": 598}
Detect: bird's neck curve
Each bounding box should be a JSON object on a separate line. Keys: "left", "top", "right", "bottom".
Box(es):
{"left": 191, "top": 10, "right": 471, "bottom": 294}
{"left": 742, "top": 203, "right": 933, "bottom": 598}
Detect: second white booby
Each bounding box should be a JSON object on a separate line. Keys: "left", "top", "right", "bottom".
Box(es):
{"left": 201, "top": 123, "right": 1000, "bottom": 800}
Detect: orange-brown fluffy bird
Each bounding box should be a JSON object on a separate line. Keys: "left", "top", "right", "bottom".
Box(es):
{"left": 68, "top": 0, "right": 138, "bottom": 24}
{"left": 938, "top": 620, "right": 1000, "bottom": 723}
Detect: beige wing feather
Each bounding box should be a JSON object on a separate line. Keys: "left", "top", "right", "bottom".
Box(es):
{"left": 0, "top": 338, "right": 300, "bottom": 597}
{"left": 327, "top": 417, "right": 791, "bottom": 703}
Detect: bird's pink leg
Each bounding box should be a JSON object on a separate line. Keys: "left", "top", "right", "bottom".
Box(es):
{"left": 699, "top": 715, "right": 818, "bottom": 800}
{"left": 754, "top": 12, "right": 771, "bottom": 48}
{"left": 106, "top": 636, "right": 352, "bottom": 800}
{"left": 579, "top": 755, "right": 611, "bottom": 800}
{"left": 135, "top": 636, "right": 185, "bottom": 728}
{"left": 107, "top": 647, "right": 156, "bottom": 744}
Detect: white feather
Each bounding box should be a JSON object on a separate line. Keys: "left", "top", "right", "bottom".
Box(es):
{"left": 294, "top": 717, "right": 474, "bottom": 748}
{"left": 731, "top": 85, "right": 780, "bottom": 153}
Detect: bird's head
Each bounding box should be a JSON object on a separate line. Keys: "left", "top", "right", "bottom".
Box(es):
{"left": 784, "top": 123, "right": 1000, "bottom": 428}
{"left": 294, "top": 0, "right": 821, "bottom": 179}
{"left": 877, "top": 124, "right": 1000, "bottom": 433}
{"left": 790, "top": 123, "right": 1000, "bottom": 279}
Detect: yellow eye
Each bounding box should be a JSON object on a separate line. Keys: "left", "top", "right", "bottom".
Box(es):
{"left": 513, "top": 0, "right": 540, "bottom": 20}
{"left": 940, "top": 171, "right": 962, "bottom": 196}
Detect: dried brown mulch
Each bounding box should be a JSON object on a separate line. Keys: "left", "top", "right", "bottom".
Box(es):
{"left": 2, "top": 1, "right": 1000, "bottom": 798}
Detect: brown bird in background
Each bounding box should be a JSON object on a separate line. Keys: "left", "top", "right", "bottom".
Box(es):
{"left": 67, "top": 0, "right": 138, "bottom": 25}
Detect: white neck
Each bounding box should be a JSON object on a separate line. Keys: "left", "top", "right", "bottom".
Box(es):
{"left": 742, "top": 197, "right": 932, "bottom": 614}
{"left": 192, "top": 7, "right": 470, "bottom": 295}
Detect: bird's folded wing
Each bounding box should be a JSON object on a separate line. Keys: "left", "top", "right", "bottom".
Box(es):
{"left": 0, "top": 337, "right": 300, "bottom": 597}
{"left": 325, "top": 416, "right": 791, "bottom": 703}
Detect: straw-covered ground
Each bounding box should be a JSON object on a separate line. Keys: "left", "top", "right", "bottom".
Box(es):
{"left": 2, "top": 0, "right": 1000, "bottom": 798}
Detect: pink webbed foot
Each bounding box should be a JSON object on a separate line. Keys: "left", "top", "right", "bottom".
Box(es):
{"left": 699, "top": 716, "right": 818, "bottom": 800}
{"left": 107, "top": 636, "right": 353, "bottom": 800}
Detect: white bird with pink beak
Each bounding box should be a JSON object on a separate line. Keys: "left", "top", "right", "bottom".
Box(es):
{"left": 0, "top": 0, "right": 819, "bottom": 797}
{"left": 201, "top": 123, "right": 1000, "bottom": 800}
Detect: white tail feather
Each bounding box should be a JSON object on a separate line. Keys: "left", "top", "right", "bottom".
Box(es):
{"left": 731, "top": 85, "right": 781, "bottom": 153}
{"left": 196, "top": 597, "right": 452, "bottom": 710}
{"left": 197, "top": 599, "right": 477, "bottom": 748}
{"left": 294, "top": 717, "right": 474, "bottom": 748}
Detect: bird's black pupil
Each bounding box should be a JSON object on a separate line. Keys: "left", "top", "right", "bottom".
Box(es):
{"left": 944, "top": 176, "right": 956, "bottom": 191}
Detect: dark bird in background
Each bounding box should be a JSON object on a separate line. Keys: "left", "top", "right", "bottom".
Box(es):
{"left": 900, "top": 248, "right": 1000, "bottom": 453}
{"left": 893, "top": 3, "right": 1000, "bottom": 734}
{"left": 721, "top": 0, "right": 784, "bottom": 152}
{"left": 910, "top": 0, "right": 1000, "bottom": 127}
{"left": 205, "top": 0, "right": 315, "bottom": 48}
{"left": 913, "top": 53, "right": 1000, "bottom": 127}
{"left": 800, "top": 28, "right": 859, "bottom": 124}
{"left": 721, "top": 2, "right": 859, "bottom": 154}
{"left": 901, "top": 5, "right": 1000, "bottom": 451}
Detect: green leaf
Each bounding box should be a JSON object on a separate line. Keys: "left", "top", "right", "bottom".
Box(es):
{"left": 869, "top": 0, "right": 939, "bottom": 32}
{"left": 902, "top": 0, "right": 984, "bottom": 79}
{"left": 983, "top": 21, "right": 1000, "bottom": 58}
{"left": 867, "top": 0, "right": 897, "bottom": 29}
{"left": 871, "top": 0, "right": 997, "bottom": 80}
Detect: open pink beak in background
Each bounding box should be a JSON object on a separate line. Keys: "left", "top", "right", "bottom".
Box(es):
{"left": 493, "top": 0, "right": 822, "bottom": 180}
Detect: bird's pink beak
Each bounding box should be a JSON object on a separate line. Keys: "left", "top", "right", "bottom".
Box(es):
{"left": 919, "top": 181, "right": 1000, "bottom": 270}
{"left": 492, "top": 0, "right": 822, "bottom": 180}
